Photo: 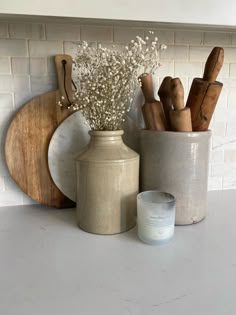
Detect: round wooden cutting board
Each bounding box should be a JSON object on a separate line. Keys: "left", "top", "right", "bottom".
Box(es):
{"left": 5, "top": 55, "right": 75, "bottom": 208}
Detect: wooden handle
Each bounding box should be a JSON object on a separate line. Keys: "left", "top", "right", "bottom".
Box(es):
{"left": 169, "top": 107, "right": 192, "bottom": 132}
{"left": 203, "top": 47, "right": 224, "bottom": 82}
{"left": 158, "top": 76, "right": 173, "bottom": 110}
{"left": 55, "top": 54, "right": 74, "bottom": 107}
{"left": 140, "top": 73, "right": 155, "bottom": 102}
{"left": 158, "top": 76, "right": 173, "bottom": 130}
{"left": 142, "top": 101, "right": 166, "bottom": 131}
{"left": 171, "top": 78, "right": 184, "bottom": 111}
{"left": 187, "top": 79, "right": 223, "bottom": 131}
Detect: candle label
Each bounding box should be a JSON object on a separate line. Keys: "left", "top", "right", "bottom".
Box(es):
{"left": 138, "top": 213, "right": 174, "bottom": 240}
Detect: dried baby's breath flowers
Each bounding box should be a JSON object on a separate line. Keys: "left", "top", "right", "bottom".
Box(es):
{"left": 64, "top": 32, "right": 166, "bottom": 130}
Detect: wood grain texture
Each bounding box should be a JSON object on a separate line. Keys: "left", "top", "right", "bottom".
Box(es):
{"left": 5, "top": 90, "right": 75, "bottom": 208}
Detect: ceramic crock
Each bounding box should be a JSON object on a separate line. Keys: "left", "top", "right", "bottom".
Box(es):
{"left": 140, "top": 130, "right": 211, "bottom": 225}
{"left": 76, "top": 130, "right": 139, "bottom": 234}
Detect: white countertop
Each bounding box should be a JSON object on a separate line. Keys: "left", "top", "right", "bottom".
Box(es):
{"left": 0, "top": 190, "right": 235, "bottom": 315}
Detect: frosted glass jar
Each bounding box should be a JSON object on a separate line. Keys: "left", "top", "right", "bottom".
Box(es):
{"left": 137, "top": 191, "right": 175, "bottom": 245}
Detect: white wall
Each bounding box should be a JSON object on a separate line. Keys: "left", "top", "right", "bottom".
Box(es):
{"left": 0, "top": 17, "right": 236, "bottom": 206}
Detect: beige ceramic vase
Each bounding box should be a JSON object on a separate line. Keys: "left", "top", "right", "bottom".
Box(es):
{"left": 76, "top": 130, "right": 139, "bottom": 235}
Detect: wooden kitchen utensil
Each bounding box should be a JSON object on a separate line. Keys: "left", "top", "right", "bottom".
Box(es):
{"left": 140, "top": 73, "right": 167, "bottom": 130}
{"left": 169, "top": 78, "right": 192, "bottom": 132}
{"left": 158, "top": 76, "right": 173, "bottom": 130}
{"left": 5, "top": 55, "right": 75, "bottom": 208}
{"left": 186, "top": 47, "right": 224, "bottom": 131}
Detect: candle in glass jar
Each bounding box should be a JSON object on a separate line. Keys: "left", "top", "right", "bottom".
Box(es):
{"left": 137, "top": 191, "right": 175, "bottom": 245}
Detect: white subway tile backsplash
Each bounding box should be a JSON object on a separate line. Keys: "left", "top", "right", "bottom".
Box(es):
{"left": 29, "top": 57, "right": 47, "bottom": 75}
{"left": 114, "top": 27, "right": 143, "bottom": 42}
{"left": 208, "top": 176, "right": 223, "bottom": 190}
{"left": 46, "top": 23, "right": 80, "bottom": 41}
{"left": 0, "top": 75, "right": 30, "bottom": 92}
{"left": 210, "top": 122, "right": 226, "bottom": 137}
{"left": 189, "top": 46, "right": 212, "bottom": 61}
{"left": 29, "top": 40, "right": 63, "bottom": 57}
{"left": 145, "top": 29, "right": 174, "bottom": 45}
{"left": 0, "top": 177, "right": 4, "bottom": 192}
{"left": 211, "top": 163, "right": 235, "bottom": 177}
{"left": 174, "top": 61, "right": 202, "bottom": 77}
{"left": 63, "top": 41, "right": 96, "bottom": 56}
{"left": 160, "top": 45, "right": 188, "bottom": 61}
{"left": 0, "top": 39, "right": 27, "bottom": 56}
{"left": 223, "top": 176, "right": 236, "bottom": 189}
{"left": 229, "top": 63, "right": 236, "bottom": 77}
{"left": 81, "top": 25, "right": 113, "bottom": 42}
{"left": 203, "top": 32, "right": 232, "bottom": 46}
{"left": 223, "top": 47, "right": 236, "bottom": 62}
{"left": 9, "top": 23, "right": 45, "bottom": 40}
{"left": 218, "top": 63, "right": 229, "bottom": 79}
{"left": 11, "top": 57, "right": 29, "bottom": 74}
{"left": 0, "top": 23, "right": 8, "bottom": 38}
{"left": 0, "top": 57, "right": 11, "bottom": 74}
{"left": 155, "top": 61, "right": 174, "bottom": 78}
{"left": 13, "top": 92, "right": 40, "bottom": 109}
{"left": 211, "top": 150, "right": 224, "bottom": 164}
{"left": 224, "top": 150, "right": 236, "bottom": 162}
{"left": 0, "top": 94, "right": 14, "bottom": 109}
{"left": 0, "top": 190, "right": 23, "bottom": 207}
{"left": 0, "top": 19, "right": 235, "bottom": 207}
{"left": 30, "top": 75, "right": 57, "bottom": 93}
{"left": 175, "top": 30, "right": 203, "bottom": 45}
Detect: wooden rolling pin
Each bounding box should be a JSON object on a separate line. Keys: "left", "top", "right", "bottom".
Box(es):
{"left": 186, "top": 47, "right": 224, "bottom": 131}
{"left": 140, "top": 73, "right": 167, "bottom": 130}
{"left": 169, "top": 78, "right": 192, "bottom": 132}
{"left": 158, "top": 76, "right": 173, "bottom": 130}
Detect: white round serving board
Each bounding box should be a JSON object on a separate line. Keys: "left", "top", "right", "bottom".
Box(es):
{"left": 48, "top": 111, "right": 140, "bottom": 202}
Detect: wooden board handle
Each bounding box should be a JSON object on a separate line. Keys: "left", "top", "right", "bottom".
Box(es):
{"left": 203, "top": 47, "right": 224, "bottom": 82}
{"left": 140, "top": 73, "right": 155, "bottom": 102}
{"left": 55, "top": 54, "right": 74, "bottom": 107}
{"left": 170, "top": 78, "right": 184, "bottom": 111}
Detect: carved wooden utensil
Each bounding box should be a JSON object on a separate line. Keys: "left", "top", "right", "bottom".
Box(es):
{"left": 158, "top": 76, "right": 173, "bottom": 130}
{"left": 186, "top": 47, "right": 224, "bottom": 131}
{"left": 5, "top": 55, "right": 75, "bottom": 208}
{"left": 140, "top": 73, "right": 167, "bottom": 130}
{"left": 169, "top": 78, "right": 192, "bottom": 132}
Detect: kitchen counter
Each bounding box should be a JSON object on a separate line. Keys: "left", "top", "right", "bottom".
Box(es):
{"left": 0, "top": 190, "right": 235, "bottom": 315}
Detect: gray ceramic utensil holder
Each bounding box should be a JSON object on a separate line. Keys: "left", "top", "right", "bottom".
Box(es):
{"left": 140, "top": 130, "right": 211, "bottom": 225}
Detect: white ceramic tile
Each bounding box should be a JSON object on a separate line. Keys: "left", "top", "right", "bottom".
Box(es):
{"left": 174, "top": 61, "right": 202, "bottom": 77}
{"left": 46, "top": 23, "right": 80, "bottom": 41}
{"left": 0, "top": 23, "right": 8, "bottom": 38}
{"left": 0, "top": 94, "right": 14, "bottom": 110}
{"left": 29, "top": 40, "right": 63, "bottom": 57}
{"left": 160, "top": 45, "right": 188, "bottom": 61}
{"left": 145, "top": 29, "right": 174, "bottom": 45}
{"left": 175, "top": 30, "right": 203, "bottom": 45}
{"left": 9, "top": 23, "right": 45, "bottom": 40}
{"left": 114, "top": 27, "right": 143, "bottom": 42}
{"left": 11, "top": 57, "right": 29, "bottom": 74}
{"left": 224, "top": 150, "right": 236, "bottom": 163}
{"left": 204, "top": 32, "right": 232, "bottom": 46}
{"left": 0, "top": 39, "right": 27, "bottom": 56}
{"left": 81, "top": 25, "right": 113, "bottom": 42}
{"left": 208, "top": 176, "right": 223, "bottom": 191}
{"left": 0, "top": 57, "right": 10, "bottom": 74}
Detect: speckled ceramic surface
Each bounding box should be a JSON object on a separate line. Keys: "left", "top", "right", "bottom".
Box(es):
{"left": 48, "top": 111, "right": 140, "bottom": 202}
